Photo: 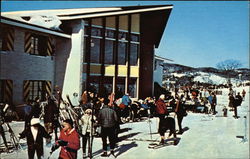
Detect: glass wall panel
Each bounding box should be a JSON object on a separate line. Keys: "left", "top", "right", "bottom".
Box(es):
{"left": 89, "top": 76, "right": 100, "bottom": 94}
{"left": 118, "top": 42, "right": 127, "bottom": 65}
{"left": 119, "top": 32, "right": 127, "bottom": 41}
{"left": 119, "top": 15, "right": 128, "bottom": 31}
{"left": 90, "top": 38, "right": 101, "bottom": 63}
{"left": 128, "top": 78, "right": 137, "bottom": 98}
{"left": 91, "top": 27, "right": 101, "bottom": 37}
{"left": 105, "top": 29, "right": 115, "bottom": 39}
{"left": 130, "top": 43, "right": 138, "bottom": 66}
{"left": 92, "top": 18, "right": 102, "bottom": 26}
{"left": 131, "top": 14, "right": 140, "bottom": 33}
{"left": 103, "top": 76, "right": 113, "bottom": 96}
{"left": 104, "top": 40, "right": 114, "bottom": 64}
{"left": 131, "top": 34, "right": 139, "bottom": 42}
{"left": 116, "top": 77, "right": 125, "bottom": 98}
{"left": 106, "top": 16, "right": 115, "bottom": 29}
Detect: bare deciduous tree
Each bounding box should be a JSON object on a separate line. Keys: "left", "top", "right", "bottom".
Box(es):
{"left": 216, "top": 59, "right": 242, "bottom": 71}
{"left": 216, "top": 59, "right": 242, "bottom": 85}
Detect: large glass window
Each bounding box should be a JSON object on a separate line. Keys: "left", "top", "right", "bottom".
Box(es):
{"left": 103, "top": 76, "right": 113, "bottom": 96}
{"left": 119, "top": 15, "right": 128, "bottom": 31}
{"left": 0, "top": 80, "right": 13, "bottom": 103}
{"left": 84, "top": 16, "right": 140, "bottom": 66}
{"left": 118, "top": 42, "right": 127, "bottom": 65}
{"left": 89, "top": 76, "right": 100, "bottom": 94}
{"left": 105, "top": 29, "right": 115, "bottom": 39}
{"left": 90, "top": 38, "right": 101, "bottom": 63}
{"left": 25, "top": 33, "right": 48, "bottom": 56}
{"left": 104, "top": 40, "right": 114, "bottom": 64}
{"left": 31, "top": 36, "right": 39, "bottom": 55}
{"left": 130, "top": 43, "right": 139, "bottom": 66}
{"left": 92, "top": 18, "right": 102, "bottom": 26}
{"left": 25, "top": 80, "right": 50, "bottom": 101}
{"left": 0, "top": 28, "right": 4, "bottom": 51}
{"left": 131, "top": 14, "right": 140, "bottom": 33}
{"left": 131, "top": 33, "right": 139, "bottom": 42}
{"left": 128, "top": 78, "right": 137, "bottom": 98}
{"left": 0, "top": 27, "right": 14, "bottom": 51}
{"left": 106, "top": 16, "right": 115, "bottom": 29}
{"left": 116, "top": 77, "right": 125, "bottom": 98}
{"left": 91, "top": 27, "right": 101, "bottom": 37}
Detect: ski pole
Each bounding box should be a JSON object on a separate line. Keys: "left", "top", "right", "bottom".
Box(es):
{"left": 147, "top": 109, "right": 152, "bottom": 140}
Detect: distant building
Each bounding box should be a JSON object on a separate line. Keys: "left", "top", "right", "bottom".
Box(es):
{"left": 154, "top": 55, "right": 173, "bottom": 86}
{"left": 0, "top": 5, "right": 173, "bottom": 105}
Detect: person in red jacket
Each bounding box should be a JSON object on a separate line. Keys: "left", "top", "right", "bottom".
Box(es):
{"left": 55, "top": 119, "right": 80, "bottom": 159}
{"left": 155, "top": 94, "right": 168, "bottom": 144}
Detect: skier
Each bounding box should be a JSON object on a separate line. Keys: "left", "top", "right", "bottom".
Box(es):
{"left": 233, "top": 92, "right": 243, "bottom": 119}
{"left": 155, "top": 94, "right": 168, "bottom": 144}
{"left": 242, "top": 89, "right": 246, "bottom": 101}
{"left": 79, "top": 109, "right": 97, "bottom": 158}
{"left": 54, "top": 119, "right": 80, "bottom": 159}
{"left": 98, "top": 98, "right": 118, "bottom": 157}
{"left": 19, "top": 118, "right": 51, "bottom": 159}
{"left": 175, "top": 94, "right": 186, "bottom": 134}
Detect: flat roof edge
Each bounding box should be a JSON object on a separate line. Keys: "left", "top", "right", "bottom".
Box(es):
{"left": 59, "top": 6, "right": 173, "bottom": 20}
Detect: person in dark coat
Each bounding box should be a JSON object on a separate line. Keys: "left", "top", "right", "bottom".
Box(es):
{"left": 242, "top": 89, "right": 246, "bottom": 100}
{"left": 32, "top": 97, "right": 41, "bottom": 118}
{"left": 44, "top": 96, "right": 58, "bottom": 134}
{"left": 211, "top": 92, "right": 217, "bottom": 115}
{"left": 19, "top": 118, "right": 51, "bottom": 159}
{"left": 155, "top": 94, "right": 168, "bottom": 144}
{"left": 233, "top": 92, "right": 243, "bottom": 119}
{"left": 98, "top": 98, "right": 118, "bottom": 157}
{"left": 175, "top": 94, "right": 186, "bottom": 134}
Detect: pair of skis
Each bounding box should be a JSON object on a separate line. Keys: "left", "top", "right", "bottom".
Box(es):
{"left": 148, "top": 140, "right": 176, "bottom": 149}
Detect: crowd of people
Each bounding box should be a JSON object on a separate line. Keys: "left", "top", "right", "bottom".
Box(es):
{"left": 0, "top": 85, "right": 246, "bottom": 158}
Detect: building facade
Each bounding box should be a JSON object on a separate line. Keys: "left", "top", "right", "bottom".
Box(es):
{"left": 154, "top": 55, "right": 173, "bottom": 86}
{"left": 0, "top": 5, "right": 173, "bottom": 105}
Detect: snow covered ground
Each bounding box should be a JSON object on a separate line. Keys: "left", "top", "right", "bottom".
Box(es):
{"left": 1, "top": 86, "right": 249, "bottom": 159}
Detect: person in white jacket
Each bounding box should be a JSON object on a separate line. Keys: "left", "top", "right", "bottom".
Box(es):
{"left": 79, "top": 109, "right": 96, "bottom": 158}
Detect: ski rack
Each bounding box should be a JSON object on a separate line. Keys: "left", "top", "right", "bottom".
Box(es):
{"left": 0, "top": 122, "right": 24, "bottom": 153}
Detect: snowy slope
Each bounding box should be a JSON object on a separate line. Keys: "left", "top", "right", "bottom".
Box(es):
{"left": 1, "top": 86, "right": 249, "bottom": 159}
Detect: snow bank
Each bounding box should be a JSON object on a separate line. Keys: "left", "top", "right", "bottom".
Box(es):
{"left": 193, "top": 72, "right": 228, "bottom": 85}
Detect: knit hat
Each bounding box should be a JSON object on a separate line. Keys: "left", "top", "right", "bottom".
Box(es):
{"left": 85, "top": 109, "right": 92, "bottom": 114}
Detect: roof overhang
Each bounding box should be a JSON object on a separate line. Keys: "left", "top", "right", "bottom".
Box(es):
{"left": 1, "top": 4, "right": 173, "bottom": 42}
{"left": 155, "top": 55, "right": 173, "bottom": 62}
{"left": 58, "top": 5, "right": 173, "bottom": 20}
{"left": 0, "top": 16, "right": 71, "bottom": 38}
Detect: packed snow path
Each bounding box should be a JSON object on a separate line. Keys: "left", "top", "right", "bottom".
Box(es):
{"left": 1, "top": 87, "right": 249, "bottom": 159}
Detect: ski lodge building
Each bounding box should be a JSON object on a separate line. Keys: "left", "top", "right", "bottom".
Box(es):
{"left": 0, "top": 5, "right": 173, "bottom": 105}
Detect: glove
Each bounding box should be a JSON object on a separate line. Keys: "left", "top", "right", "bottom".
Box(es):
{"left": 57, "top": 140, "right": 68, "bottom": 146}
{"left": 51, "top": 144, "right": 60, "bottom": 152}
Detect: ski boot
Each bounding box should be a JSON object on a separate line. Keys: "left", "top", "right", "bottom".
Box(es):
{"left": 101, "top": 151, "right": 108, "bottom": 157}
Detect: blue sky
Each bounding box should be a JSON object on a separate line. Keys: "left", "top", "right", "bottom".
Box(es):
{"left": 1, "top": 1, "right": 249, "bottom": 68}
